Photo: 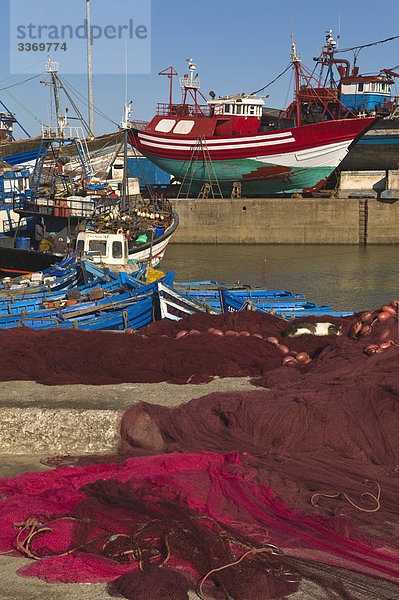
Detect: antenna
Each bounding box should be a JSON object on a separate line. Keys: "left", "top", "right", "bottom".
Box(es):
{"left": 125, "top": 41, "right": 128, "bottom": 112}
{"left": 86, "top": 0, "right": 94, "bottom": 136}
{"left": 290, "top": 18, "right": 301, "bottom": 63}
{"left": 337, "top": 8, "right": 341, "bottom": 49}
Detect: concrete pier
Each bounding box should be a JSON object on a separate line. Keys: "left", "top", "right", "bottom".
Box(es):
{"left": 170, "top": 195, "right": 399, "bottom": 244}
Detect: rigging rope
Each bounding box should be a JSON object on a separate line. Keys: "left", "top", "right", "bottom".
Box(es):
{"left": 59, "top": 76, "right": 119, "bottom": 127}
{"left": 336, "top": 33, "right": 399, "bottom": 53}
{"left": 0, "top": 73, "right": 43, "bottom": 91}
{"left": 250, "top": 64, "right": 292, "bottom": 95}
{"left": 3, "top": 89, "right": 43, "bottom": 124}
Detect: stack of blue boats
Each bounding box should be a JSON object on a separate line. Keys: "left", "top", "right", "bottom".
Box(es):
{"left": 0, "top": 258, "right": 351, "bottom": 331}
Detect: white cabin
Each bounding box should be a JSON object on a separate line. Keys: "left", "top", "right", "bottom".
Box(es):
{"left": 207, "top": 93, "right": 264, "bottom": 117}
{"left": 76, "top": 231, "right": 129, "bottom": 266}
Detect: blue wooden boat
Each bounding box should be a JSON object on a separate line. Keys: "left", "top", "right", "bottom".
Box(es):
{"left": 17, "top": 294, "right": 154, "bottom": 331}
{"left": 0, "top": 272, "right": 174, "bottom": 330}
{"left": 219, "top": 289, "right": 351, "bottom": 318}
{"left": 157, "top": 281, "right": 219, "bottom": 320}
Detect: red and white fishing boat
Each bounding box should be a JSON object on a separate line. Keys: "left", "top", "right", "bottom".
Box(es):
{"left": 129, "top": 43, "right": 377, "bottom": 196}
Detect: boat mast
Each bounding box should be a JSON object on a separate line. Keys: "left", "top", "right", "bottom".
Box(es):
{"left": 45, "top": 58, "right": 66, "bottom": 136}
{"left": 120, "top": 101, "right": 132, "bottom": 212}
{"left": 158, "top": 66, "right": 178, "bottom": 115}
{"left": 290, "top": 38, "right": 302, "bottom": 127}
{"left": 86, "top": 0, "right": 94, "bottom": 136}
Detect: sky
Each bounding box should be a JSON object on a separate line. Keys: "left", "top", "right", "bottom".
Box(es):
{"left": 1, "top": 0, "right": 399, "bottom": 138}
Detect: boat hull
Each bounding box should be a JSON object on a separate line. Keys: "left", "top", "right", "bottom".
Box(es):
{"left": 340, "top": 121, "right": 399, "bottom": 171}
{"left": 0, "top": 243, "right": 63, "bottom": 278}
{"left": 129, "top": 117, "right": 376, "bottom": 195}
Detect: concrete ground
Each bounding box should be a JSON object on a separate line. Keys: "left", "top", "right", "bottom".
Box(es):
{"left": 0, "top": 378, "right": 398, "bottom": 599}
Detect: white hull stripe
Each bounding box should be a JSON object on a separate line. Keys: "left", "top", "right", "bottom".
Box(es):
{"left": 138, "top": 136, "right": 296, "bottom": 152}
{"left": 138, "top": 130, "right": 294, "bottom": 146}
{"left": 129, "top": 236, "right": 170, "bottom": 263}
{"left": 255, "top": 140, "right": 351, "bottom": 168}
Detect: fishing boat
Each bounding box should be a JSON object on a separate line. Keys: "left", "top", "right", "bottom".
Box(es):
{"left": 0, "top": 121, "right": 178, "bottom": 276}
{"left": 129, "top": 43, "right": 377, "bottom": 197}
{"left": 157, "top": 280, "right": 219, "bottom": 320}
{"left": 278, "top": 30, "right": 399, "bottom": 172}
{"left": 219, "top": 288, "right": 351, "bottom": 318}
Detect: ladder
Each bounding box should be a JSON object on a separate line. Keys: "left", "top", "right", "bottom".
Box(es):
{"left": 177, "top": 136, "right": 223, "bottom": 199}
{"left": 73, "top": 130, "right": 94, "bottom": 180}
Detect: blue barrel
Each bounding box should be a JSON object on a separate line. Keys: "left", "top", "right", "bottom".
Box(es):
{"left": 153, "top": 225, "right": 165, "bottom": 237}
{"left": 15, "top": 237, "right": 30, "bottom": 250}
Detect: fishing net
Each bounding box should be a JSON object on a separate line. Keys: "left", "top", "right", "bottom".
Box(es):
{"left": 1, "top": 305, "right": 399, "bottom": 598}
{"left": 1, "top": 452, "right": 398, "bottom": 599}
{"left": 0, "top": 311, "right": 347, "bottom": 385}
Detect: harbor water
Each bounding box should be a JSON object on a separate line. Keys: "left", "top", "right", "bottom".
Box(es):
{"left": 162, "top": 244, "right": 399, "bottom": 313}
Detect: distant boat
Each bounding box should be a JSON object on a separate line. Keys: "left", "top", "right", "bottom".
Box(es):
{"left": 129, "top": 46, "right": 376, "bottom": 197}
{"left": 284, "top": 30, "right": 399, "bottom": 172}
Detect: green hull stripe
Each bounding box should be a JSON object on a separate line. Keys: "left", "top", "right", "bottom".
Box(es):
{"left": 145, "top": 155, "right": 334, "bottom": 194}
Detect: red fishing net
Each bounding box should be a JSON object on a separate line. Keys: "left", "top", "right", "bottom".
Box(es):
{"left": 0, "top": 311, "right": 347, "bottom": 385}
{"left": 1, "top": 305, "right": 399, "bottom": 598}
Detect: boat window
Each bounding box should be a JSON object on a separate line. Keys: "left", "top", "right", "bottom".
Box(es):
{"left": 155, "top": 119, "right": 176, "bottom": 132}
{"left": 249, "top": 105, "right": 255, "bottom": 115}
{"left": 236, "top": 105, "right": 243, "bottom": 115}
{"left": 112, "top": 241, "right": 123, "bottom": 258}
{"left": 76, "top": 239, "right": 84, "bottom": 253}
{"left": 358, "top": 83, "right": 363, "bottom": 92}
{"left": 173, "top": 120, "right": 195, "bottom": 134}
{"left": 89, "top": 240, "right": 107, "bottom": 256}
{"left": 225, "top": 104, "right": 232, "bottom": 114}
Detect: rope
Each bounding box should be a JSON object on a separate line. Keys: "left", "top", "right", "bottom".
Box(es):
{"left": 311, "top": 480, "right": 381, "bottom": 513}
{"left": 199, "top": 546, "right": 277, "bottom": 598}
{"left": 251, "top": 64, "right": 292, "bottom": 95}
{"left": 0, "top": 73, "right": 43, "bottom": 91}
{"left": 59, "top": 76, "right": 119, "bottom": 127}
{"left": 335, "top": 33, "right": 399, "bottom": 54}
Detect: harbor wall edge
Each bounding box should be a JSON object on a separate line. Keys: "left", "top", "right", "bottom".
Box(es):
{"left": 169, "top": 197, "right": 399, "bottom": 244}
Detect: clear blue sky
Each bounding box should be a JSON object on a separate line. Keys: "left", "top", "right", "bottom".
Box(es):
{"left": 1, "top": 0, "right": 399, "bottom": 137}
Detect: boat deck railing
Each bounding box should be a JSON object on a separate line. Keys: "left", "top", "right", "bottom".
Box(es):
{"left": 13, "top": 195, "right": 96, "bottom": 218}
{"left": 156, "top": 103, "right": 210, "bottom": 117}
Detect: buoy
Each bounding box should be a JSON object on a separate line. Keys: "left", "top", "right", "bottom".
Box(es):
{"left": 360, "top": 311, "right": 373, "bottom": 323}
{"left": 360, "top": 324, "right": 372, "bottom": 337}
{"left": 175, "top": 330, "right": 188, "bottom": 339}
{"left": 279, "top": 344, "right": 289, "bottom": 355}
{"left": 296, "top": 351, "right": 310, "bottom": 362}
{"left": 188, "top": 329, "right": 201, "bottom": 335}
{"left": 283, "top": 356, "right": 297, "bottom": 366}
{"left": 377, "top": 311, "right": 391, "bottom": 322}
{"left": 212, "top": 329, "right": 224, "bottom": 336}
{"left": 252, "top": 333, "right": 263, "bottom": 339}
{"left": 381, "top": 305, "right": 397, "bottom": 316}
{"left": 349, "top": 319, "right": 362, "bottom": 337}
{"left": 379, "top": 341, "right": 392, "bottom": 350}
{"left": 266, "top": 336, "right": 279, "bottom": 346}
{"left": 240, "top": 331, "right": 251, "bottom": 336}
{"left": 364, "top": 344, "right": 379, "bottom": 355}
{"left": 225, "top": 330, "right": 239, "bottom": 336}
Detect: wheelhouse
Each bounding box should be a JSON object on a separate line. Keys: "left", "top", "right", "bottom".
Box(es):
{"left": 76, "top": 231, "right": 128, "bottom": 266}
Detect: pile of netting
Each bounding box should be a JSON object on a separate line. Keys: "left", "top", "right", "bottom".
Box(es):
{"left": 0, "top": 310, "right": 352, "bottom": 385}
{"left": 1, "top": 303, "right": 399, "bottom": 598}
{"left": 1, "top": 453, "right": 399, "bottom": 599}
